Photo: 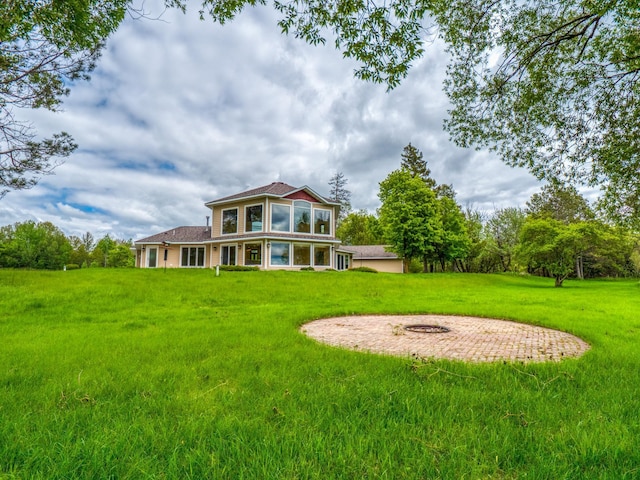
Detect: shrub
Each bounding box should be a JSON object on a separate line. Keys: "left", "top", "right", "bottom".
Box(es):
{"left": 65, "top": 264, "right": 80, "bottom": 270}
{"left": 350, "top": 266, "right": 378, "bottom": 273}
{"left": 217, "top": 265, "right": 260, "bottom": 272}
{"left": 300, "top": 266, "right": 315, "bottom": 271}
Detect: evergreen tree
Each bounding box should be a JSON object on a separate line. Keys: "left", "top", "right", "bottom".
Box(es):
{"left": 328, "top": 172, "right": 352, "bottom": 224}
{"left": 400, "top": 143, "right": 436, "bottom": 189}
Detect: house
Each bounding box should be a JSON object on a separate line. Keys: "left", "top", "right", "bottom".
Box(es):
{"left": 135, "top": 182, "right": 353, "bottom": 271}
{"left": 343, "top": 245, "right": 404, "bottom": 273}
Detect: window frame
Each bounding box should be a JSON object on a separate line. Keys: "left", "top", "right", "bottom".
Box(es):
{"left": 294, "top": 200, "right": 312, "bottom": 233}
{"left": 313, "top": 208, "right": 332, "bottom": 235}
{"left": 244, "top": 243, "right": 263, "bottom": 266}
{"left": 269, "top": 242, "right": 290, "bottom": 266}
{"left": 181, "top": 246, "right": 206, "bottom": 267}
{"left": 245, "top": 203, "right": 264, "bottom": 233}
{"left": 221, "top": 208, "right": 238, "bottom": 235}
{"left": 271, "top": 203, "right": 291, "bottom": 232}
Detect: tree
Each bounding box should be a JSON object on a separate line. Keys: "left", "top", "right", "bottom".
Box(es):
{"left": 433, "top": 1, "right": 640, "bottom": 226}
{"left": 517, "top": 218, "right": 581, "bottom": 287}
{"left": 186, "top": 1, "right": 640, "bottom": 225}
{"left": 378, "top": 168, "right": 440, "bottom": 271}
{"left": 485, "top": 207, "right": 526, "bottom": 272}
{"left": 336, "top": 210, "right": 383, "bottom": 246}
{"left": 526, "top": 183, "right": 594, "bottom": 224}
{"left": 328, "top": 171, "right": 351, "bottom": 224}
{"left": 1, "top": 0, "right": 127, "bottom": 197}
{"left": 400, "top": 143, "right": 436, "bottom": 189}
{"left": 0, "top": 220, "right": 71, "bottom": 269}
{"left": 91, "top": 234, "right": 134, "bottom": 267}
{"left": 429, "top": 195, "right": 469, "bottom": 272}
{"left": 68, "top": 231, "right": 95, "bottom": 268}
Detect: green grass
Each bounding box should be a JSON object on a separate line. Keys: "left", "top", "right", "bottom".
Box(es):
{"left": 0, "top": 269, "right": 639, "bottom": 479}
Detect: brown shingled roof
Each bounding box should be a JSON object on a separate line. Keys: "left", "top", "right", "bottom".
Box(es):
{"left": 135, "top": 226, "right": 211, "bottom": 244}
{"left": 341, "top": 245, "right": 399, "bottom": 259}
{"left": 206, "top": 182, "right": 298, "bottom": 205}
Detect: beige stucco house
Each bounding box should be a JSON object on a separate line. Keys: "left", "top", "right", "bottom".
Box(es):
{"left": 135, "top": 182, "right": 354, "bottom": 271}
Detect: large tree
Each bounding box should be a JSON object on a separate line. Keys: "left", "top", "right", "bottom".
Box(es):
{"left": 400, "top": 143, "right": 436, "bottom": 189}
{"left": 0, "top": 220, "right": 71, "bottom": 269}
{"left": 185, "top": 1, "right": 640, "bottom": 225}
{"left": 378, "top": 168, "right": 440, "bottom": 271}
{"left": 1, "top": 0, "right": 127, "bottom": 197}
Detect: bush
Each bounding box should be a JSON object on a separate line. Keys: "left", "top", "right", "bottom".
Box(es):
{"left": 65, "top": 264, "right": 80, "bottom": 270}
{"left": 300, "top": 266, "right": 315, "bottom": 271}
{"left": 350, "top": 266, "right": 378, "bottom": 273}
{"left": 217, "top": 265, "right": 259, "bottom": 272}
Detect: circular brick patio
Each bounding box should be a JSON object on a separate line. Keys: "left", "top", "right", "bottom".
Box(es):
{"left": 301, "top": 315, "right": 590, "bottom": 363}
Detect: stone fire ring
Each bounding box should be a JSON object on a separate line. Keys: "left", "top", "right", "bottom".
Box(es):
{"left": 301, "top": 315, "right": 590, "bottom": 363}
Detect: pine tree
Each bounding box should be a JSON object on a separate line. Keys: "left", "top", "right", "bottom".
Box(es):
{"left": 400, "top": 143, "right": 436, "bottom": 189}
{"left": 328, "top": 172, "right": 352, "bottom": 224}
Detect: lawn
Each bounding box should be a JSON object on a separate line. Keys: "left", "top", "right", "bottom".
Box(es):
{"left": 0, "top": 269, "right": 638, "bottom": 479}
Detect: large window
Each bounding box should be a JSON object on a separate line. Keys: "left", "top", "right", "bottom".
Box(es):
{"left": 314, "top": 209, "right": 331, "bottom": 235}
{"left": 222, "top": 208, "right": 238, "bottom": 234}
{"left": 271, "top": 204, "right": 290, "bottom": 232}
{"left": 294, "top": 201, "right": 311, "bottom": 233}
{"left": 221, "top": 245, "right": 236, "bottom": 265}
{"left": 181, "top": 247, "right": 205, "bottom": 267}
{"left": 314, "top": 245, "right": 331, "bottom": 266}
{"left": 293, "top": 244, "right": 311, "bottom": 266}
{"left": 245, "top": 243, "right": 262, "bottom": 265}
{"left": 245, "top": 205, "right": 263, "bottom": 232}
{"left": 270, "top": 242, "right": 290, "bottom": 266}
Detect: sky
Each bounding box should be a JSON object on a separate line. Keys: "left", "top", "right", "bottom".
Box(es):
{"left": 1, "top": 1, "right": 546, "bottom": 241}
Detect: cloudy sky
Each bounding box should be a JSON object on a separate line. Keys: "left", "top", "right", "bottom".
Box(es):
{"left": 1, "top": 1, "right": 545, "bottom": 240}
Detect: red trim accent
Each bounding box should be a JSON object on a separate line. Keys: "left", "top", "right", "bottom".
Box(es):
{"left": 285, "top": 191, "right": 319, "bottom": 202}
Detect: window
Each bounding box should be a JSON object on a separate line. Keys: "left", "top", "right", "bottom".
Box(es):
{"left": 181, "top": 247, "right": 205, "bottom": 267}
{"left": 293, "top": 244, "right": 311, "bottom": 266}
{"left": 271, "top": 204, "right": 290, "bottom": 232}
{"left": 222, "top": 208, "right": 238, "bottom": 234}
{"left": 245, "top": 205, "right": 263, "bottom": 232}
{"left": 314, "top": 245, "right": 330, "bottom": 266}
{"left": 245, "top": 243, "right": 262, "bottom": 265}
{"left": 270, "top": 242, "right": 290, "bottom": 266}
{"left": 147, "top": 248, "right": 157, "bottom": 268}
{"left": 294, "top": 201, "right": 311, "bottom": 233}
{"left": 314, "top": 209, "right": 331, "bottom": 235}
{"left": 221, "top": 245, "right": 236, "bottom": 266}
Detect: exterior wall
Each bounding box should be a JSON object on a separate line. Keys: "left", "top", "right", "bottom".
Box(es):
{"left": 211, "top": 199, "right": 266, "bottom": 238}
{"left": 352, "top": 258, "right": 404, "bottom": 273}
{"left": 139, "top": 244, "right": 210, "bottom": 268}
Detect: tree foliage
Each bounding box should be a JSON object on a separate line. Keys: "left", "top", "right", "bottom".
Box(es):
{"left": 526, "top": 183, "right": 594, "bottom": 224}
{"left": 378, "top": 168, "right": 439, "bottom": 269}
{"left": 400, "top": 142, "right": 436, "bottom": 188}
{"left": 0, "top": 0, "right": 127, "bottom": 197}
{"left": 336, "top": 209, "right": 383, "bottom": 246}
{"left": 0, "top": 220, "right": 71, "bottom": 269}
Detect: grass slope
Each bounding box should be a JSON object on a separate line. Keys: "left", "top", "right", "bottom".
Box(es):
{"left": 0, "top": 269, "right": 638, "bottom": 479}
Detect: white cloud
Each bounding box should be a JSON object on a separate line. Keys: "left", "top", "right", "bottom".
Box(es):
{"left": 0, "top": 2, "right": 542, "bottom": 239}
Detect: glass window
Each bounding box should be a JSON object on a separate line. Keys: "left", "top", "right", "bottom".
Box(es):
{"left": 222, "top": 208, "right": 238, "bottom": 234}
{"left": 294, "top": 201, "right": 311, "bottom": 233}
{"left": 314, "top": 209, "right": 331, "bottom": 235}
{"left": 245, "top": 243, "right": 262, "bottom": 265}
{"left": 271, "top": 204, "right": 290, "bottom": 232}
{"left": 293, "top": 244, "right": 311, "bottom": 266}
{"left": 181, "top": 247, "right": 205, "bottom": 267}
{"left": 148, "top": 248, "right": 157, "bottom": 268}
{"left": 314, "top": 245, "right": 330, "bottom": 266}
{"left": 270, "top": 242, "right": 290, "bottom": 266}
{"left": 245, "top": 205, "right": 263, "bottom": 232}
{"left": 221, "top": 245, "right": 236, "bottom": 266}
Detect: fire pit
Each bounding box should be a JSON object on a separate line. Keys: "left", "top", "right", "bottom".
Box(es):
{"left": 403, "top": 324, "right": 450, "bottom": 334}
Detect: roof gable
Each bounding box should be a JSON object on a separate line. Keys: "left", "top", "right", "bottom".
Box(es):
{"left": 205, "top": 181, "right": 339, "bottom": 206}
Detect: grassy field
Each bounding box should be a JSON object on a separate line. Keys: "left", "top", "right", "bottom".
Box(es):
{"left": 0, "top": 269, "right": 638, "bottom": 479}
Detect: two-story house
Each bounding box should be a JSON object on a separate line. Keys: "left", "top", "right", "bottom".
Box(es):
{"left": 134, "top": 182, "right": 352, "bottom": 270}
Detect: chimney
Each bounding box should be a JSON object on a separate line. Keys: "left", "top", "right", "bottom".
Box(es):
{"left": 206, "top": 216, "right": 210, "bottom": 227}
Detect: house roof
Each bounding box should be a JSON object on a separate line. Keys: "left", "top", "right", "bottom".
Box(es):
{"left": 205, "top": 181, "right": 339, "bottom": 206}
{"left": 135, "top": 226, "right": 211, "bottom": 245}
{"left": 342, "top": 245, "right": 399, "bottom": 260}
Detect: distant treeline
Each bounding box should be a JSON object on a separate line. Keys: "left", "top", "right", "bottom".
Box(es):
{"left": 0, "top": 221, "right": 133, "bottom": 270}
